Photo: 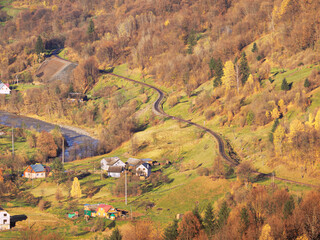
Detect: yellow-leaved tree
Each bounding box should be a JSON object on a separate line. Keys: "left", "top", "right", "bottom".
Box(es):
{"left": 265, "top": 111, "right": 271, "bottom": 119}
{"left": 278, "top": 99, "right": 286, "bottom": 114}
{"left": 278, "top": 0, "right": 292, "bottom": 17}
{"left": 70, "top": 177, "right": 82, "bottom": 198}
{"left": 306, "top": 113, "right": 314, "bottom": 127}
{"left": 221, "top": 60, "right": 236, "bottom": 91}
{"left": 274, "top": 125, "right": 285, "bottom": 155}
{"left": 271, "top": 107, "right": 280, "bottom": 119}
{"left": 296, "top": 234, "right": 309, "bottom": 240}
{"left": 315, "top": 109, "right": 320, "bottom": 131}
{"left": 259, "top": 224, "right": 274, "bottom": 240}
{"left": 288, "top": 119, "right": 304, "bottom": 142}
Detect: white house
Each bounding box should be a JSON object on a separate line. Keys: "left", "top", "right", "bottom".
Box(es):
{"left": 23, "top": 164, "right": 50, "bottom": 179}
{"left": 107, "top": 166, "right": 123, "bottom": 178}
{"left": 136, "top": 163, "right": 152, "bottom": 178}
{"left": 0, "top": 82, "right": 10, "bottom": 95}
{"left": 101, "top": 157, "right": 126, "bottom": 171}
{"left": 0, "top": 207, "right": 10, "bottom": 231}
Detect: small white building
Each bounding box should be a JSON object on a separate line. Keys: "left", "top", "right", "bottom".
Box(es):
{"left": 136, "top": 163, "right": 152, "bottom": 178}
{"left": 0, "top": 207, "right": 10, "bottom": 231}
{"left": 0, "top": 82, "right": 10, "bottom": 95}
{"left": 107, "top": 166, "right": 123, "bottom": 178}
{"left": 101, "top": 157, "right": 126, "bottom": 171}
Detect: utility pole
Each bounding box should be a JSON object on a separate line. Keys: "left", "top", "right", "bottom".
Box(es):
{"left": 125, "top": 170, "right": 127, "bottom": 205}
{"left": 62, "top": 138, "right": 65, "bottom": 164}
{"left": 11, "top": 127, "right": 14, "bottom": 158}
{"left": 272, "top": 171, "right": 275, "bottom": 185}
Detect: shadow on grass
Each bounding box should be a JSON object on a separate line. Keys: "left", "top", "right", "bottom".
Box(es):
{"left": 10, "top": 214, "right": 27, "bottom": 228}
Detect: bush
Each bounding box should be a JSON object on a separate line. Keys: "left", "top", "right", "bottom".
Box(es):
{"left": 236, "top": 161, "right": 255, "bottom": 182}
{"left": 38, "top": 199, "right": 51, "bottom": 211}
{"left": 246, "top": 111, "right": 255, "bottom": 126}
{"left": 205, "top": 109, "right": 215, "bottom": 120}
{"left": 91, "top": 218, "right": 106, "bottom": 232}
{"left": 167, "top": 95, "right": 179, "bottom": 108}
{"left": 304, "top": 78, "right": 310, "bottom": 88}
{"left": 197, "top": 167, "right": 210, "bottom": 176}
{"left": 281, "top": 78, "right": 290, "bottom": 91}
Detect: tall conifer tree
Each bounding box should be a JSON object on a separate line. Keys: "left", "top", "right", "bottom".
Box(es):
{"left": 240, "top": 52, "right": 250, "bottom": 85}
{"left": 35, "top": 36, "right": 45, "bottom": 55}
{"left": 203, "top": 203, "right": 215, "bottom": 236}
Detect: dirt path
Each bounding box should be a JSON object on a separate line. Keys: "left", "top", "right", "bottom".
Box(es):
{"left": 109, "top": 73, "right": 239, "bottom": 166}
{"left": 108, "top": 73, "right": 318, "bottom": 188}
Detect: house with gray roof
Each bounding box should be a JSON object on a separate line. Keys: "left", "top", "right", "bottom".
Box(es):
{"left": 136, "top": 163, "right": 152, "bottom": 178}
{"left": 23, "top": 164, "right": 50, "bottom": 179}
{"left": 107, "top": 166, "right": 124, "bottom": 178}
{"left": 101, "top": 157, "right": 125, "bottom": 171}
{"left": 126, "top": 158, "right": 143, "bottom": 168}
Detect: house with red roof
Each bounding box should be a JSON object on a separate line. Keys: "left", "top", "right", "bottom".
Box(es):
{"left": 96, "top": 204, "right": 120, "bottom": 219}
{"left": 0, "top": 82, "right": 10, "bottom": 95}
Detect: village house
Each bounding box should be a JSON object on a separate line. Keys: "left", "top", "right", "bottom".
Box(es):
{"left": 107, "top": 166, "right": 123, "bottom": 178}
{"left": 23, "top": 164, "right": 50, "bottom": 179}
{"left": 100, "top": 157, "right": 126, "bottom": 171}
{"left": 136, "top": 163, "right": 152, "bottom": 178}
{"left": 84, "top": 204, "right": 99, "bottom": 218}
{"left": 0, "top": 207, "right": 10, "bottom": 231}
{"left": 141, "top": 158, "right": 159, "bottom": 166}
{"left": 0, "top": 82, "right": 10, "bottom": 95}
{"left": 126, "top": 158, "right": 143, "bottom": 169}
{"left": 96, "top": 204, "right": 120, "bottom": 220}
{"left": 96, "top": 204, "right": 112, "bottom": 218}
{"left": 84, "top": 204, "right": 122, "bottom": 220}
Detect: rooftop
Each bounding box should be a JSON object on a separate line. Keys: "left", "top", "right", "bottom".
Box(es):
{"left": 139, "top": 163, "right": 151, "bottom": 169}
{"left": 101, "top": 157, "right": 120, "bottom": 166}
{"left": 30, "top": 164, "right": 45, "bottom": 172}
{"left": 108, "top": 166, "right": 123, "bottom": 173}
{"left": 98, "top": 204, "right": 112, "bottom": 212}
{"left": 0, "top": 207, "right": 7, "bottom": 212}
{"left": 127, "top": 158, "right": 142, "bottom": 166}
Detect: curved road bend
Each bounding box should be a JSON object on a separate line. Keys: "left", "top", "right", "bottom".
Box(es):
{"left": 108, "top": 73, "right": 318, "bottom": 188}
{"left": 109, "top": 73, "right": 238, "bottom": 167}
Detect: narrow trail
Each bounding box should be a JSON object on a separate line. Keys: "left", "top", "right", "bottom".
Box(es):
{"left": 108, "top": 73, "right": 318, "bottom": 188}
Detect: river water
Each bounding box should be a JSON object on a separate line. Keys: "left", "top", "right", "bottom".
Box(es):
{"left": 0, "top": 111, "right": 98, "bottom": 161}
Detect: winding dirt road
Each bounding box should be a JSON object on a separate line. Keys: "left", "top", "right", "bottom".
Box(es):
{"left": 109, "top": 73, "right": 239, "bottom": 167}
{"left": 108, "top": 73, "right": 318, "bottom": 188}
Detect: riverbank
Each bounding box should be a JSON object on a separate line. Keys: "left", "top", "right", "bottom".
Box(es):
{"left": 0, "top": 110, "right": 97, "bottom": 139}
{"left": 0, "top": 111, "right": 98, "bottom": 161}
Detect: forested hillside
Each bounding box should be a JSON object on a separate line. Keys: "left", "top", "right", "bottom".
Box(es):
{"left": 1, "top": 0, "right": 320, "bottom": 85}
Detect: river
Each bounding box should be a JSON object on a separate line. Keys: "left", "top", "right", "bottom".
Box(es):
{"left": 0, "top": 111, "right": 98, "bottom": 161}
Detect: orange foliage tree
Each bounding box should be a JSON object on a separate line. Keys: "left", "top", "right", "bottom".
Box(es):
{"left": 72, "top": 57, "right": 99, "bottom": 94}
{"left": 177, "top": 211, "right": 201, "bottom": 240}
{"left": 36, "top": 130, "right": 58, "bottom": 159}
